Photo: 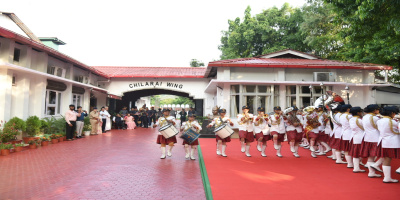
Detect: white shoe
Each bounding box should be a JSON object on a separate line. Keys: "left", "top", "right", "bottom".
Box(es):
{"left": 221, "top": 145, "right": 227, "bottom": 157}
{"left": 245, "top": 145, "right": 251, "bottom": 157}
{"left": 303, "top": 146, "right": 310, "bottom": 149}
{"left": 316, "top": 152, "right": 326, "bottom": 156}
{"left": 274, "top": 144, "right": 279, "bottom": 150}
{"left": 367, "top": 162, "right": 381, "bottom": 178}
{"left": 216, "top": 149, "right": 221, "bottom": 155}
{"left": 160, "top": 147, "right": 166, "bottom": 159}
{"left": 383, "top": 166, "right": 399, "bottom": 183}
{"left": 167, "top": 151, "right": 172, "bottom": 157}
{"left": 310, "top": 146, "right": 315, "bottom": 152}
{"left": 327, "top": 155, "right": 333, "bottom": 158}
{"left": 276, "top": 152, "right": 282, "bottom": 158}
{"left": 396, "top": 167, "right": 400, "bottom": 174}
{"left": 371, "top": 164, "right": 383, "bottom": 173}
{"left": 185, "top": 146, "right": 190, "bottom": 159}
{"left": 261, "top": 145, "right": 267, "bottom": 157}
{"left": 293, "top": 153, "right": 300, "bottom": 158}
{"left": 190, "top": 148, "right": 196, "bottom": 160}
{"left": 241, "top": 143, "right": 245, "bottom": 153}
{"left": 368, "top": 173, "right": 382, "bottom": 178}
{"left": 311, "top": 152, "right": 317, "bottom": 158}
{"left": 290, "top": 146, "right": 295, "bottom": 153}
{"left": 323, "top": 147, "right": 332, "bottom": 153}
{"left": 257, "top": 145, "right": 262, "bottom": 152}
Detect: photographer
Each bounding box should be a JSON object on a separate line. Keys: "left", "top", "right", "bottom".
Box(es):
{"left": 76, "top": 106, "right": 88, "bottom": 138}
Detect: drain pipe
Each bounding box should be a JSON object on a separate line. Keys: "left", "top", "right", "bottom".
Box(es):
{"left": 384, "top": 70, "right": 388, "bottom": 82}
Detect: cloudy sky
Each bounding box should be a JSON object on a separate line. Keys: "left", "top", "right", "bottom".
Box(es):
{"left": 2, "top": 0, "right": 307, "bottom": 67}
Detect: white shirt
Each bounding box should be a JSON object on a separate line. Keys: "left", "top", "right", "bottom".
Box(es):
{"left": 210, "top": 116, "right": 232, "bottom": 135}
{"left": 324, "top": 116, "right": 333, "bottom": 136}
{"left": 318, "top": 112, "right": 326, "bottom": 131}
{"left": 362, "top": 113, "right": 380, "bottom": 143}
{"left": 253, "top": 115, "right": 268, "bottom": 134}
{"left": 285, "top": 113, "right": 300, "bottom": 132}
{"left": 156, "top": 116, "right": 176, "bottom": 135}
{"left": 295, "top": 115, "right": 303, "bottom": 133}
{"left": 237, "top": 113, "right": 254, "bottom": 132}
{"left": 333, "top": 113, "right": 343, "bottom": 139}
{"left": 340, "top": 113, "right": 352, "bottom": 141}
{"left": 377, "top": 117, "right": 400, "bottom": 148}
{"left": 349, "top": 117, "right": 365, "bottom": 144}
{"left": 269, "top": 113, "right": 286, "bottom": 134}
{"left": 182, "top": 120, "right": 202, "bottom": 133}
{"left": 99, "top": 110, "right": 111, "bottom": 119}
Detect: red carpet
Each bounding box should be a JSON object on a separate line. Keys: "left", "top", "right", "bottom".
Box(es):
{"left": 199, "top": 138, "right": 400, "bottom": 200}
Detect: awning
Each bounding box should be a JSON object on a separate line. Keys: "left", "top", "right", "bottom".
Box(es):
{"left": 108, "top": 94, "right": 122, "bottom": 100}
{"left": 204, "top": 79, "right": 391, "bottom": 93}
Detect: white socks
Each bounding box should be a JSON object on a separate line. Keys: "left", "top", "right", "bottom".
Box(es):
{"left": 276, "top": 145, "right": 282, "bottom": 158}
{"left": 245, "top": 145, "right": 251, "bottom": 157}
{"left": 221, "top": 145, "right": 227, "bottom": 157}
{"left": 321, "top": 142, "right": 331, "bottom": 153}
{"left": 190, "top": 147, "right": 196, "bottom": 160}
{"left": 216, "top": 143, "right": 221, "bottom": 155}
{"left": 367, "top": 161, "right": 381, "bottom": 178}
{"left": 185, "top": 145, "right": 190, "bottom": 159}
{"left": 290, "top": 141, "right": 295, "bottom": 153}
{"left": 293, "top": 145, "right": 300, "bottom": 158}
{"left": 345, "top": 155, "right": 353, "bottom": 168}
{"left": 167, "top": 145, "right": 173, "bottom": 157}
{"left": 257, "top": 142, "right": 262, "bottom": 152}
{"left": 383, "top": 166, "right": 399, "bottom": 183}
{"left": 241, "top": 141, "right": 245, "bottom": 152}
{"left": 335, "top": 151, "right": 346, "bottom": 164}
{"left": 160, "top": 147, "right": 166, "bottom": 159}
{"left": 371, "top": 158, "right": 384, "bottom": 172}
{"left": 353, "top": 158, "right": 365, "bottom": 173}
{"left": 261, "top": 145, "right": 267, "bottom": 157}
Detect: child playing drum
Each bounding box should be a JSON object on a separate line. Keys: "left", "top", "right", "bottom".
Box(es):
{"left": 181, "top": 114, "right": 202, "bottom": 160}
{"left": 153, "top": 109, "right": 177, "bottom": 159}
{"left": 207, "top": 109, "right": 234, "bottom": 157}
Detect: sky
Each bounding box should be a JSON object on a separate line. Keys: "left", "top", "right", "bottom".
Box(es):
{"left": 2, "top": 0, "right": 307, "bottom": 67}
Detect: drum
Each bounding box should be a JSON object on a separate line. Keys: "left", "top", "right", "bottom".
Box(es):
{"left": 159, "top": 124, "right": 178, "bottom": 138}
{"left": 180, "top": 128, "right": 201, "bottom": 144}
{"left": 214, "top": 124, "right": 234, "bottom": 139}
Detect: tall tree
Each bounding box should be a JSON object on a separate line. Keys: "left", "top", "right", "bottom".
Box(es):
{"left": 190, "top": 59, "right": 205, "bottom": 67}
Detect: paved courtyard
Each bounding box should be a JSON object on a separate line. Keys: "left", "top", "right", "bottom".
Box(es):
{"left": 0, "top": 128, "right": 206, "bottom": 200}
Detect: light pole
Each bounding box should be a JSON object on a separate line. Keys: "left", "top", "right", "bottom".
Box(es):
{"left": 320, "top": 83, "right": 324, "bottom": 109}
{"left": 345, "top": 86, "right": 350, "bottom": 104}
{"left": 309, "top": 85, "right": 313, "bottom": 106}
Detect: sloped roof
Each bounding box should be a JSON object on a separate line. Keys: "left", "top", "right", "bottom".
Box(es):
{"left": 92, "top": 66, "right": 207, "bottom": 78}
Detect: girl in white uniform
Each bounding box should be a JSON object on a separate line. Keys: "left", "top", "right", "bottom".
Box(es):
{"left": 181, "top": 114, "right": 202, "bottom": 160}
{"left": 237, "top": 106, "right": 254, "bottom": 157}
{"left": 153, "top": 109, "right": 177, "bottom": 159}
{"left": 207, "top": 109, "right": 234, "bottom": 157}
{"left": 269, "top": 106, "right": 287, "bottom": 158}
{"left": 348, "top": 107, "right": 366, "bottom": 173}
{"left": 339, "top": 105, "right": 353, "bottom": 168}
{"left": 376, "top": 106, "right": 400, "bottom": 183}
{"left": 253, "top": 107, "right": 270, "bottom": 157}
{"left": 285, "top": 107, "right": 302, "bottom": 158}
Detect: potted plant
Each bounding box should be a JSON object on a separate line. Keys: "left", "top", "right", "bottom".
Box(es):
{"left": 0, "top": 125, "right": 20, "bottom": 143}
{"left": 28, "top": 139, "right": 39, "bottom": 149}
{"left": 41, "top": 136, "right": 50, "bottom": 146}
{"left": 57, "top": 134, "right": 64, "bottom": 142}
{"left": 14, "top": 143, "right": 24, "bottom": 152}
{"left": 83, "top": 117, "right": 92, "bottom": 136}
{"left": 4, "top": 117, "right": 25, "bottom": 143}
{"left": 0, "top": 143, "right": 13, "bottom": 156}
{"left": 50, "top": 134, "right": 59, "bottom": 144}
{"left": 24, "top": 116, "right": 42, "bottom": 143}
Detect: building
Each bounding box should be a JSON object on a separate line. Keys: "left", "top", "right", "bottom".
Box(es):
{"left": 1, "top": 11, "right": 399, "bottom": 124}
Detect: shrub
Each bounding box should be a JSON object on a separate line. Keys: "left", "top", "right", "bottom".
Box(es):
{"left": 42, "top": 117, "right": 66, "bottom": 135}
{"left": 4, "top": 117, "right": 26, "bottom": 131}
{"left": 83, "top": 117, "right": 91, "bottom": 131}
{"left": 0, "top": 143, "right": 13, "bottom": 149}
{"left": 0, "top": 126, "right": 19, "bottom": 143}
{"left": 26, "top": 116, "right": 42, "bottom": 137}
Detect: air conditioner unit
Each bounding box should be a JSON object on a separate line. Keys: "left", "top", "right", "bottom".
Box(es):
{"left": 83, "top": 76, "right": 89, "bottom": 84}
{"left": 314, "top": 72, "right": 335, "bottom": 82}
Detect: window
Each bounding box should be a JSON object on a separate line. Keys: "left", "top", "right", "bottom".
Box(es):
{"left": 72, "top": 94, "right": 83, "bottom": 108}
{"left": 231, "top": 85, "right": 276, "bottom": 114}
{"left": 45, "top": 90, "right": 62, "bottom": 115}
{"left": 13, "top": 48, "right": 20, "bottom": 62}
{"left": 47, "top": 66, "right": 65, "bottom": 78}
{"left": 47, "top": 66, "right": 55, "bottom": 75}
{"left": 56, "top": 68, "right": 63, "bottom": 77}
{"left": 12, "top": 76, "right": 16, "bottom": 86}
{"left": 286, "top": 85, "right": 296, "bottom": 107}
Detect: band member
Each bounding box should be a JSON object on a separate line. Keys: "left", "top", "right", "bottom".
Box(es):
{"left": 361, "top": 104, "right": 383, "bottom": 177}
{"left": 339, "top": 104, "right": 353, "bottom": 168}
{"left": 285, "top": 107, "right": 302, "bottom": 158}
{"left": 305, "top": 107, "right": 320, "bottom": 158}
{"left": 327, "top": 105, "right": 340, "bottom": 160}
{"left": 207, "top": 109, "right": 234, "bottom": 157}
{"left": 253, "top": 107, "right": 270, "bottom": 157}
{"left": 317, "top": 105, "right": 332, "bottom": 155}
{"left": 237, "top": 106, "right": 254, "bottom": 157}
{"left": 376, "top": 106, "right": 400, "bottom": 183}
{"left": 349, "top": 107, "right": 366, "bottom": 173}
{"left": 153, "top": 109, "right": 177, "bottom": 159}
{"left": 269, "top": 106, "right": 287, "bottom": 158}
{"left": 181, "top": 114, "right": 201, "bottom": 160}
{"left": 332, "top": 105, "right": 347, "bottom": 163}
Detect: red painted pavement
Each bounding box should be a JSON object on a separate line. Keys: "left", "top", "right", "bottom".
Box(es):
{"left": 0, "top": 128, "right": 206, "bottom": 200}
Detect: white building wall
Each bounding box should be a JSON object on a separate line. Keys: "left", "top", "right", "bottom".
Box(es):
{"left": 0, "top": 69, "right": 13, "bottom": 121}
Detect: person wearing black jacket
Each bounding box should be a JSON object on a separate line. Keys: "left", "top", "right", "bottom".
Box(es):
{"left": 113, "top": 113, "right": 124, "bottom": 129}
{"left": 180, "top": 108, "right": 187, "bottom": 126}
{"left": 140, "top": 108, "right": 148, "bottom": 128}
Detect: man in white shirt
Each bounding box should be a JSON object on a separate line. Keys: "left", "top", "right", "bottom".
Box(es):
{"left": 100, "top": 107, "right": 111, "bottom": 133}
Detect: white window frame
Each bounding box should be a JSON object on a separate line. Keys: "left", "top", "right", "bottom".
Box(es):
{"left": 231, "top": 85, "right": 277, "bottom": 115}
{"left": 72, "top": 93, "right": 83, "bottom": 108}
{"left": 45, "top": 89, "right": 62, "bottom": 116}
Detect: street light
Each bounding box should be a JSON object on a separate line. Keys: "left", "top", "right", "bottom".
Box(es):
{"left": 320, "top": 83, "right": 325, "bottom": 109}
{"left": 309, "top": 85, "right": 313, "bottom": 106}
{"left": 345, "top": 85, "right": 350, "bottom": 104}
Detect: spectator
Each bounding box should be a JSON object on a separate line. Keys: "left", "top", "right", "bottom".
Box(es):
{"left": 148, "top": 106, "right": 156, "bottom": 126}
{"left": 170, "top": 108, "right": 176, "bottom": 118}
{"left": 188, "top": 107, "right": 196, "bottom": 115}
{"left": 140, "top": 108, "right": 148, "bottom": 128}
{"left": 179, "top": 108, "right": 187, "bottom": 126}
{"left": 156, "top": 108, "right": 162, "bottom": 120}
{"left": 119, "top": 106, "right": 128, "bottom": 117}
{"left": 76, "top": 106, "right": 88, "bottom": 138}
{"left": 113, "top": 113, "right": 125, "bottom": 130}
{"left": 89, "top": 107, "right": 100, "bottom": 135}
{"left": 65, "top": 104, "right": 81, "bottom": 141}
{"left": 125, "top": 113, "right": 136, "bottom": 129}
{"left": 105, "top": 106, "right": 112, "bottom": 131}
{"left": 100, "top": 107, "right": 110, "bottom": 133}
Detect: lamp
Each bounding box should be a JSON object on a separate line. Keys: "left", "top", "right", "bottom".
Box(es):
{"left": 320, "top": 83, "right": 325, "bottom": 109}
{"left": 309, "top": 85, "right": 313, "bottom": 106}
{"left": 344, "top": 86, "right": 350, "bottom": 104}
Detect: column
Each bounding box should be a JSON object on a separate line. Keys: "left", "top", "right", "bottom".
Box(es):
{"left": 0, "top": 69, "right": 13, "bottom": 121}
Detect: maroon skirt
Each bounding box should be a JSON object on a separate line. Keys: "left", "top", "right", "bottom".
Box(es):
{"left": 308, "top": 131, "right": 319, "bottom": 140}
{"left": 381, "top": 147, "right": 400, "bottom": 159}
{"left": 239, "top": 130, "right": 254, "bottom": 142}
{"left": 255, "top": 132, "right": 264, "bottom": 140}
{"left": 287, "top": 130, "right": 297, "bottom": 142}
{"left": 318, "top": 131, "right": 329, "bottom": 143}
{"left": 331, "top": 138, "right": 341, "bottom": 149}
{"left": 271, "top": 131, "right": 284, "bottom": 142}
{"left": 263, "top": 134, "right": 272, "bottom": 142}
{"left": 360, "top": 141, "right": 379, "bottom": 158}
{"left": 328, "top": 135, "right": 336, "bottom": 147}
{"left": 339, "top": 139, "right": 351, "bottom": 152}
{"left": 216, "top": 135, "right": 231, "bottom": 143}
{"left": 182, "top": 139, "right": 199, "bottom": 145}
{"left": 349, "top": 143, "right": 362, "bottom": 157}
{"left": 156, "top": 135, "right": 177, "bottom": 144}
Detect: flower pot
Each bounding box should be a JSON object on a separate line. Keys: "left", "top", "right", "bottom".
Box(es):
{"left": 1, "top": 149, "right": 10, "bottom": 156}
{"left": 29, "top": 144, "right": 37, "bottom": 149}
{"left": 58, "top": 137, "right": 64, "bottom": 142}
{"left": 63, "top": 136, "right": 67, "bottom": 140}
{"left": 84, "top": 131, "right": 91, "bottom": 136}
{"left": 51, "top": 139, "right": 58, "bottom": 144}
{"left": 11, "top": 140, "right": 23, "bottom": 144}
{"left": 23, "top": 137, "right": 38, "bottom": 144}
{"left": 41, "top": 141, "right": 49, "bottom": 146}
{"left": 15, "top": 146, "right": 23, "bottom": 152}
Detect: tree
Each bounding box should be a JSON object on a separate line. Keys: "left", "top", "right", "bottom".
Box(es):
{"left": 219, "top": 4, "right": 311, "bottom": 60}
{"left": 190, "top": 59, "right": 205, "bottom": 67}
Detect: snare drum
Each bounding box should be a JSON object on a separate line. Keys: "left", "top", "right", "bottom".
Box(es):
{"left": 159, "top": 124, "right": 179, "bottom": 139}
{"left": 180, "top": 128, "right": 201, "bottom": 144}
{"left": 214, "top": 124, "right": 234, "bottom": 139}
